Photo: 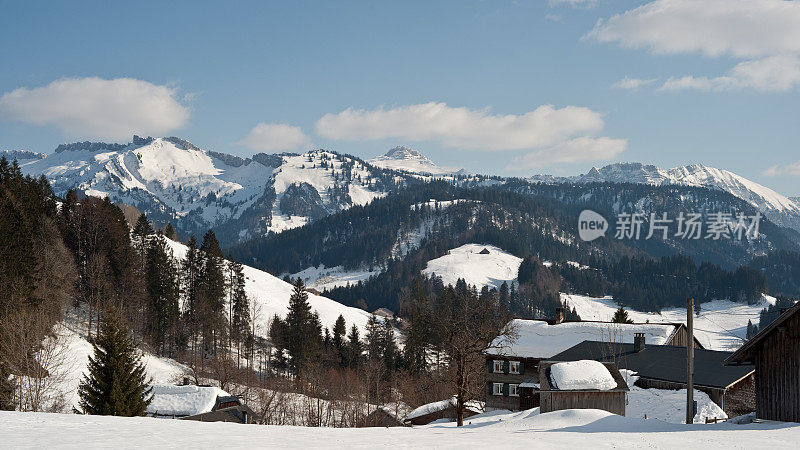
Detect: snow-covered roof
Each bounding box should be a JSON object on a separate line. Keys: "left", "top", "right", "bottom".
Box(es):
{"left": 549, "top": 360, "right": 617, "bottom": 391}
{"left": 147, "top": 384, "right": 230, "bottom": 417}
{"left": 491, "top": 319, "right": 678, "bottom": 358}
{"left": 406, "top": 398, "right": 483, "bottom": 421}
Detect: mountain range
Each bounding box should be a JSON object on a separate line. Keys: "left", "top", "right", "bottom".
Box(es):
{"left": 368, "top": 145, "right": 463, "bottom": 175}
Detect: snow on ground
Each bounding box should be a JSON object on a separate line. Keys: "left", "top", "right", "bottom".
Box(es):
{"left": 289, "top": 265, "right": 378, "bottom": 291}
{"left": 165, "top": 238, "right": 372, "bottom": 335}
{"left": 4, "top": 408, "right": 800, "bottom": 449}
{"left": 561, "top": 293, "right": 776, "bottom": 351}
{"left": 56, "top": 312, "right": 190, "bottom": 411}
{"left": 620, "top": 369, "right": 727, "bottom": 424}
{"left": 422, "top": 244, "right": 522, "bottom": 290}
{"left": 549, "top": 360, "right": 616, "bottom": 391}
{"left": 147, "top": 385, "right": 229, "bottom": 417}
{"left": 494, "top": 319, "right": 678, "bottom": 358}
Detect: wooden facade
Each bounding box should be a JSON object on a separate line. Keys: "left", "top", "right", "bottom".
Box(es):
{"left": 727, "top": 302, "right": 800, "bottom": 422}
{"left": 538, "top": 361, "right": 628, "bottom": 416}
{"left": 484, "top": 355, "right": 540, "bottom": 411}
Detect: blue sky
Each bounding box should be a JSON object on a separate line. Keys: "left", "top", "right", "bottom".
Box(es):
{"left": 1, "top": 0, "right": 799, "bottom": 195}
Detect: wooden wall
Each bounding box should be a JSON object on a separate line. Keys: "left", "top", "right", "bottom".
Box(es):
{"left": 540, "top": 391, "right": 626, "bottom": 416}
{"left": 754, "top": 312, "right": 800, "bottom": 422}
{"left": 666, "top": 326, "right": 703, "bottom": 348}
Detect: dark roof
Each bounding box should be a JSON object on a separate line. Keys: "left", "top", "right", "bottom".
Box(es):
{"left": 726, "top": 301, "right": 800, "bottom": 366}
{"left": 550, "top": 340, "right": 753, "bottom": 389}
{"left": 479, "top": 248, "right": 491, "bottom": 254}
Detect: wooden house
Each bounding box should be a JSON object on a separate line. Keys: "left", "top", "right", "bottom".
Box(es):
{"left": 364, "top": 403, "right": 412, "bottom": 427}
{"left": 404, "top": 398, "right": 483, "bottom": 426}
{"left": 538, "top": 361, "right": 629, "bottom": 416}
{"left": 552, "top": 337, "right": 755, "bottom": 417}
{"left": 726, "top": 301, "right": 800, "bottom": 422}
{"left": 485, "top": 318, "right": 703, "bottom": 412}
{"left": 147, "top": 384, "right": 257, "bottom": 424}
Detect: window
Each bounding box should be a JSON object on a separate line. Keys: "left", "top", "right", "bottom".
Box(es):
{"left": 493, "top": 360, "right": 504, "bottom": 373}
{"left": 509, "top": 384, "right": 520, "bottom": 397}
{"left": 492, "top": 383, "right": 503, "bottom": 396}
{"left": 509, "top": 361, "right": 520, "bottom": 374}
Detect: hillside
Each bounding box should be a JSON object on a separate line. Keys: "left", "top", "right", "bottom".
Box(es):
{"left": 368, "top": 145, "right": 461, "bottom": 175}
{"left": 422, "top": 244, "right": 522, "bottom": 290}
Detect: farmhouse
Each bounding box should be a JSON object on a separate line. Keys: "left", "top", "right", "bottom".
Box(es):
{"left": 538, "top": 360, "right": 629, "bottom": 416}
{"left": 365, "top": 402, "right": 412, "bottom": 427}
{"left": 726, "top": 301, "right": 800, "bottom": 422}
{"left": 551, "top": 336, "right": 755, "bottom": 417}
{"left": 485, "top": 318, "right": 702, "bottom": 411}
{"left": 147, "top": 384, "right": 257, "bottom": 424}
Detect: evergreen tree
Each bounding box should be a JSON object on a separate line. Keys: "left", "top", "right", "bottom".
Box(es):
{"left": 612, "top": 307, "right": 634, "bottom": 324}
{"left": 198, "top": 230, "right": 227, "bottom": 356}
{"left": 132, "top": 213, "right": 152, "bottom": 254}
{"left": 163, "top": 223, "right": 178, "bottom": 241}
{"left": 145, "top": 236, "right": 181, "bottom": 355}
{"left": 332, "top": 314, "right": 346, "bottom": 364}
{"left": 382, "top": 320, "right": 398, "bottom": 372}
{"left": 746, "top": 320, "right": 757, "bottom": 340}
{"left": 182, "top": 236, "right": 202, "bottom": 354}
{"left": 284, "top": 278, "right": 322, "bottom": 373}
{"left": 344, "top": 324, "right": 362, "bottom": 368}
{"left": 364, "top": 314, "right": 383, "bottom": 361}
{"left": 228, "top": 260, "right": 251, "bottom": 360}
{"left": 78, "top": 310, "right": 152, "bottom": 416}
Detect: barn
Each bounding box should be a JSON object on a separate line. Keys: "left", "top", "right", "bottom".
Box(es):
{"left": 726, "top": 301, "right": 800, "bottom": 422}
{"left": 538, "top": 360, "right": 629, "bottom": 416}
{"left": 551, "top": 336, "right": 755, "bottom": 417}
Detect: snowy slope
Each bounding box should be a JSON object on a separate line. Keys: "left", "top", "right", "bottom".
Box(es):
{"left": 561, "top": 293, "right": 776, "bottom": 351}
{"left": 531, "top": 162, "right": 800, "bottom": 230}
{"left": 1, "top": 149, "right": 46, "bottom": 164}
{"left": 369, "top": 146, "right": 461, "bottom": 175}
{"left": 19, "top": 137, "right": 396, "bottom": 243}
{"left": 4, "top": 408, "right": 800, "bottom": 449}
{"left": 422, "top": 244, "right": 522, "bottom": 289}
{"left": 164, "top": 238, "right": 372, "bottom": 335}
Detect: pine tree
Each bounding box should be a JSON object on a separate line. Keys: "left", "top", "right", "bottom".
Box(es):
{"left": 182, "top": 236, "right": 202, "bottom": 356}
{"left": 163, "top": 223, "right": 178, "bottom": 241}
{"left": 145, "top": 235, "right": 181, "bottom": 355}
{"left": 228, "top": 260, "right": 250, "bottom": 363}
{"left": 78, "top": 310, "right": 152, "bottom": 416}
{"left": 284, "top": 278, "right": 322, "bottom": 373}
{"left": 382, "top": 320, "right": 398, "bottom": 372}
{"left": 365, "top": 314, "right": 383, "bottom": 361}
{"left": 132, "top": 213, "right": 152, "bottom": 255}
{"left": 612, "top": 306, "right": 633, "bottom": 324}
{"left": 198, "top": 230, "right": 227, "bottom": 356}
{"left": 332, "top": 314, "right": 346, "bottom": 364}
{"left": 344, "top": 324, "right": 362, "bottom": 368}
{"left": 746, "top": 320, "right": 757, "bottom": 340}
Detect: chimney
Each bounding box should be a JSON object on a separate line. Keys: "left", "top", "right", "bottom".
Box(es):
{"left": 555, "top": 307, "right": 564, "bottom": 325}
{"left": 634, "top": 333, "right": 645, "bottom": 352}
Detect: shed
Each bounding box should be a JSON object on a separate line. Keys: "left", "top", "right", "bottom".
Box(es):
{"left": 551, "top": 338, "right": 755, "bottom": 417}
{"left": 478, "top": 248, "right": 491, "bottom": 255}
{"left": 726, "top": 301, "right": 800, "bottom": 422}
{"left": 538, "top": 360, "right": 629, "bottom": 416}
{"left": 364, "top": 402, "right": 412, "bottom": 427}
{"left": 147, "top": 384, "right": 257, "bottom": 424}
{"left": 404, "top": 398, "right": 483, "bottom": 426}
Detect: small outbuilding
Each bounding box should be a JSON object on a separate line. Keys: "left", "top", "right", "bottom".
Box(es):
{"left": 726, "top": 301, "right": 800, "bottom": 422}
{"left": 538, "top": 360, "right": 629, "bottom": 416}
{"left": 147, "top": 384, "right": 257, "bottom": 424}
{"left": 404, "top": 397, "right": 483, "bottom": 426}
{"left": 478, "top": 248, "right": 491, "bottom": 255}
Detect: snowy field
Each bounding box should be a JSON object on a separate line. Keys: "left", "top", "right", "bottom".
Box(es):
{"left": 3, "top": 408, "right": 799, "bottom": 449}
{"left": 290, "top": 264, "right": 379, "bottom": 291}
{"left": 562, "top": 293, "right": 775, "bottom": 351}
{"left": 422, "top": 244, "right": 522, "bottom": 290}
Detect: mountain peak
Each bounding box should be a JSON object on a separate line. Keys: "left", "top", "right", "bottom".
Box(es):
{"left": 384, "top": 145, "right": 424, "bottom": 159}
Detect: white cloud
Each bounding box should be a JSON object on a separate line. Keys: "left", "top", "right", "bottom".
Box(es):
{"left": 765, "top": 160, "right": 800, "bottom": 177}
{"left": 660, "top": 55, "right": 800, "bottom": 92}
{"left": 612, "top": 77, "right": 658, "bottom": 90}
{"left": 548, "top": 0, "right": 596, "bottom": 8}
{"left": 0, "top": 77, "right": 189, "bottom": 140}
{"left": 588, "top": 0, "right": 800, "bottom": 58}
{"left": 508, "top": 137, "right": 627, "bottom": 170}
{"left": 315, "top": 102, "right": 606, "bottom": 151}
{"left": 237, "top": 123, "right": 312, "bottom": 152}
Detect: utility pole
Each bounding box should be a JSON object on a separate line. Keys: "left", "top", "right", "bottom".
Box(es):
{"left": 686, "top": 297, "right": 695, "bottom": 424}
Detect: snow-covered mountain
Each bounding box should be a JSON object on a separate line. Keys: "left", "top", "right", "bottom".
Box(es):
{"left": 1, "top": 149, "right": 46, "bottom": 164}
{"left": 369, "top": 146, "right": 462, "bottom": 175}
{"left": 18, "top": 136, "right": 402, "bottom": 243}
{"left": 532, "top": 162, "right": 800, "bottom": 231}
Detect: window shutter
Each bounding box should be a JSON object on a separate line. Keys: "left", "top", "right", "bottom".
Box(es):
{"left": 503, "top": 361, "right": 509, "bottom": 374}
{"left": 487, "top": 358, "right": 493, "bottom": 373}
{"left": 487, "top": 382, "right": 493, "bottom": 398}
{"left": 519, "top": 361, "right": 525, "bottom": 374}
{"left": 503, "top": 383, "right": 509, "bottom": 396}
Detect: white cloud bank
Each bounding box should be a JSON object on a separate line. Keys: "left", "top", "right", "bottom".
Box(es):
{"left": 509, "top": 137, "right": 627, "bottom": 170}
{"left": 237, "top": 123, "right": 312, "bottom": 152}
{"left": 588, "top": 0, "right": 800, "bottom": 58}
{"left": 590, "top": 0, "right": 800, "bottom": 93}
{"left": 316, "top": 101, "right": 625, "bottom": 171}
{"left": 549, "top": 0, "right": 596, "bottom": 8}
{"left": 0, "top": 77, "right": 189, "bottom": 140}
{"left": 612, "top": 77, "right": 658, "bottom": 90}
